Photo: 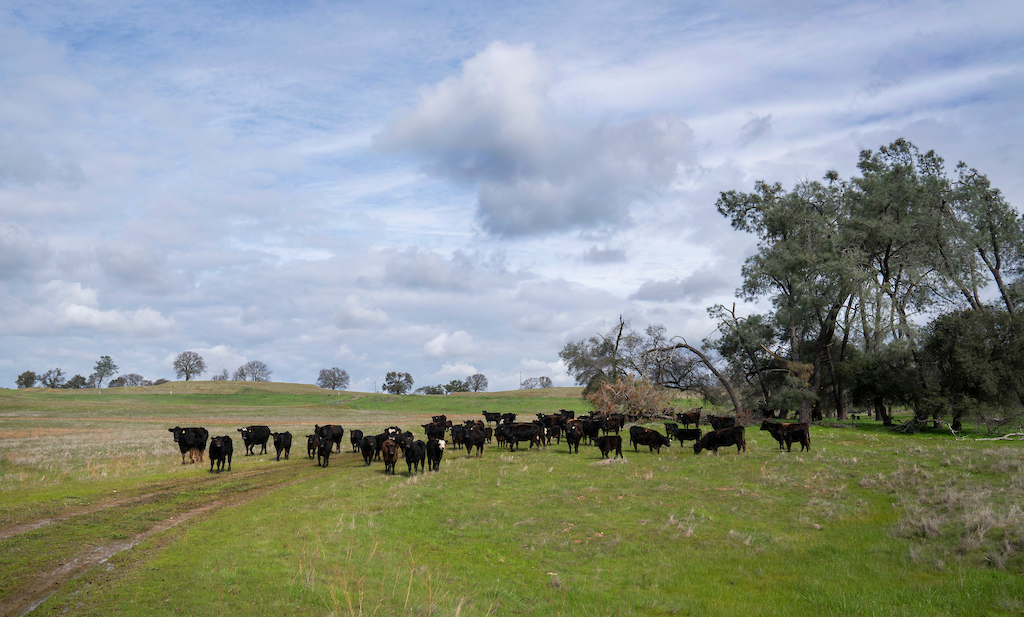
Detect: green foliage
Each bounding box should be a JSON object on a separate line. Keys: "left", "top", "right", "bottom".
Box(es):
{"left": 93, "top": 356, "right": 118, "bottom": 388}
{"left": 382, "top": 371, "right": 414, "bottom": 395}
{"left": 62, "top": 374, "right": 88, "bottom": 389}
{"left": 444, "top": 378, "right": 469, "bottom": 394}
{"left": 921, "top": 309, "right": 1024, "bottom": 428}
{"left": 15, "top": 371, "right": 36, "bottom": 388}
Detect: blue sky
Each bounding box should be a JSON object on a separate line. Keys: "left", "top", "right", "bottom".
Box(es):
{"left": 2, "top": 0, "right": 1022, "bottom": 391}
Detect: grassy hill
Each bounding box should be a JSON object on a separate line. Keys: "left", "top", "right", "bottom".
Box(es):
{"left": 1, "top": 385, "right": 1022, "bottom": 616}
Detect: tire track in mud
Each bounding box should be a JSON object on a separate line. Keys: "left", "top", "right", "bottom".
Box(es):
{"left": 3, "top": 465, "right": 313, "bottom": 617}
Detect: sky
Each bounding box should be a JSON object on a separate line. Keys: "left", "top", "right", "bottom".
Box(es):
{"left": 2, "top": 0, "right": 1022, "bottom": 392}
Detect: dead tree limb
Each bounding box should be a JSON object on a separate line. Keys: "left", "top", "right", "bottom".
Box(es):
{"left": 645, "top": 339, "right": 741, "bottom": 412}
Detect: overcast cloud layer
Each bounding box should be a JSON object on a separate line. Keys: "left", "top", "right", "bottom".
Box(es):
{"left": 2, "top": 1, "right": 1022, "bottom": 392}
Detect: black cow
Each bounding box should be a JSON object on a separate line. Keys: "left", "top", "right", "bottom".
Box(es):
{"left": 629, "top": 426, "right": 671, "bottom": 453}
{"left": 595, "top": 435, "right": 623, "bottom": 459}
{"left": 315, "top": 424, "right": 345, "bottom": 453}
{"left": 316, "top": 436, "right": 332, "bottom": 467}
{"left": 706, "top": 415, "right": 736, "bottom": 430}
{"left": 759, "top": 421, "right": 810, "bottom": 452}
{"left": 407, "top": 440, "right": 427, "bottom": 475}
{"left": 237, "top": 425, "right": 271, "bottom": 455}
{"left": 464, "top": 425, "right": 486, "bottom": 457}
{"left": 381, "top": 439, "right": 399, "bottom": 475}
{"left": 168, "top": 426, "right": 209, "bottom": 464}
{"left": 209, "top": 435, "right": 232, "bottom": 472}
{"left": 677, "top": 409, "right": 701, "bottom": 429}
{"left": 694, "top": 427, "right": 746, "bottom": 455}
{"left": 422, "top": 422, "right": 446, "bottom": 440}
{"left": 664, "top": 422, "right": 679, "bottom": 440}
{"left": 360, "top": 435, "right": 377, "bottom": 467}
{"left": 426, "top": 438, "right": 445, "bottom": 471}
{"left": 349, "top": 429, "right": 364, "bottom": 453}
{"left": 306, "top": 434, "right": 317, "bottom": 459}
{"left": 565, "top": 424, "right": 583, "bottom": 454}
{"left": 482, "top": 411, "right": 502, "bottom": 425}
{"left": 271, "top": 431, "right": 292, "bottom": 461}
{"left": 450, "top": 425, "right": 466, "bottom": 450}
{"left": 500, "top": 423, "right": 543, "bottom": 451}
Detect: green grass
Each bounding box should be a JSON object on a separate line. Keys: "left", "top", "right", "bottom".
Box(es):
{"left": 1, "top": 385, "right": 1022, "bottom": 616}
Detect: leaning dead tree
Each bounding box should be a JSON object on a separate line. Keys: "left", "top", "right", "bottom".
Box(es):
{"left": 645, "top": 338, "right": 741, "bottom": 412}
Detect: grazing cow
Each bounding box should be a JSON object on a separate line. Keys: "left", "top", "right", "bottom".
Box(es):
{"left": 360, "top": 435, "right": 377, "bottom": 467}
{"left": 694, "top": 427, "right": 746, "bottom": 455}
{"left": 595, "top": 435, "right": 623, "bottom": 459}
{"left": 565, "top": 424, "right": 583, "bottom": 454}
{"left": 271, "top": 431, "right": 292, "bottom": 461}
{"left": 315, "top": 424, "right": 345, "bottom": 453}
{"left": 168, "top": 426, "right": 209, "bottom": 464}
{"left": 482, "top": 411, "right": 502, "bottom": 425}
{"left": 237, "top": 425, "right": 271, "bottom": 455}
{"left": 426, "top": 439, "right": 445, "bottom": 471}
{"left": 498, "top": 412, "right": 517, "bottom": 426}
{"left": 306, "top": 434, "right": 317, "bottom": 459}
{"left": 676, "top": 409, "right": 701, "bottom": 429}
{"left": 381, "top": 439, "right": 399, "bottom": 475}
{"left": 407, "top": 440, "right": 427, "bottom": 475}
{"left": 349, "top": 429, "right": 364, "bottom": 453}
{"left": 464, "top": 425, "right": 486, "bottom": 457}
{"left": 209, "top": 435, "right": 232, "bottom": 472}
{"left": 316, "top": 436, "right": 332, "bottom": 467}
{"left": 628, "top": 426, "right": 671, "bottom": 454}
{"left": 705, "top": 415, "right": 736, "bottom": 431}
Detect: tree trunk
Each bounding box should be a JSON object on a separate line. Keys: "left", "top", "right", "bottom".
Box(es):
{"left": 648, "top": 341, "right": 742, "bottom": 413}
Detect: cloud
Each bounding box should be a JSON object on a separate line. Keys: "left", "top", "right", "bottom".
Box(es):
{"left": 377, "top": 41, "right": 695, "bottom": 236}
{"left": 334, "top": 295, "right": 390, "bottom": 329}
{"left": 428, "top": 361, "right": 478, "bottom": 381}
{"left": 0, "top": 224, "right": 50, "bottom": 279}
{"left": 581, "top": 246, "right": 627, "bottom": 264}
{"left": 382, "top": 248, "right": 519, "bottom": 292}
{"left": 424, "top": 330, "right": 476, "bottom": 358}
{"left": 739, "top": 114, "right": 773, "bottom": 146}
{"left": 629, "top": 272, "right": 731, "bottom": 302}
{"left": 14, "top": 280, "right": 175, "bottom": 335}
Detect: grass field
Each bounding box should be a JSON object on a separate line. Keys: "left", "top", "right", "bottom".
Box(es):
{"left": 1, "top": 384, "right": 1023, "bottom": 616}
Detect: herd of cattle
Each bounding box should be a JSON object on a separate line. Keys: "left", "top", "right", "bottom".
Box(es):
{"left": 167, "top": 409, "right": 811, "bottom": 474}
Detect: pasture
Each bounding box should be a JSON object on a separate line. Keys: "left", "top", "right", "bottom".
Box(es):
{"left": 1, "top": 383, "right": 1023, "bottom": 616}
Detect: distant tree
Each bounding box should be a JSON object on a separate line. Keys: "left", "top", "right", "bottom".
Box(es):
{"left": 63, "top": 374, "right": 88, "bottom": 389}
{"left": 317, "top": 367, "right": 351, "bottom": 390}
{"left": 86, "top": 373, "right": 101, "bottom": 388}
{"left": 122, "top": 373, "right": 145, "bottom": 387}
{"left": 232, "top": 367, "right": 246, "bottom": 381}
{"left": 16, "top": 371, "right": 37, "bottom": 388}
{"left": 108, "top": 376, "right": 127, "bottom": 388}
{"left": 211, "top": 369, "right": 230, "bottom": 381}
{"left": 173, "top": 351, "right": 207, "bottom": 381}
{"left": 414, "top": 384, "right": 446, "bottom": 395}
{"left": 520, "top": 377, "right": 540, "bottom": 389}
{"left": 538, "top": 376, "right": 553, "bottom": 388}
{"left": 445, "top": 379, "right": 469, "bottom": 394}
{"left": 93, "top": 356, "right": 118, "bottom": 388}
{"left": 383, "top": 371, "right": 414, "bottom": 395}
{"left": 153, "top": 378, "right": 170, "bottom": 386}
{"left": 142, "top": 379, "right": 154, "bottom": 386}
{"left": 236, "top": 360, "right": 272, "bottom": 382}
{"left": 39, "top": 368, "right": 66, "bottom": 389}
{"left": 466, "top": 373, "right": 488, "bottom": 392}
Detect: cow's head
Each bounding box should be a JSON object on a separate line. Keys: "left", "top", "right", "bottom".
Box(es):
{"left": 168, "top": 427, "right": 183, "bottom": 441}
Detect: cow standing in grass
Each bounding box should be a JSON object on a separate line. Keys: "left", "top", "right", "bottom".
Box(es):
{"left": 272, "top": 432, "right": 292, "bottom": 461}
{"left": 169, "top": 426, "right": 209, "bottom": 464}
{"left": 209, "top": 435, "right": 232, "bottom": 472}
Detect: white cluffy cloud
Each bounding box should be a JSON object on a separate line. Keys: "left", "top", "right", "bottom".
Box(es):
{"left": 377, "top": 42, "right": 696, "bottom": 236}
{"left": 424, "top": 330, "right": 476, "bottom": 359}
